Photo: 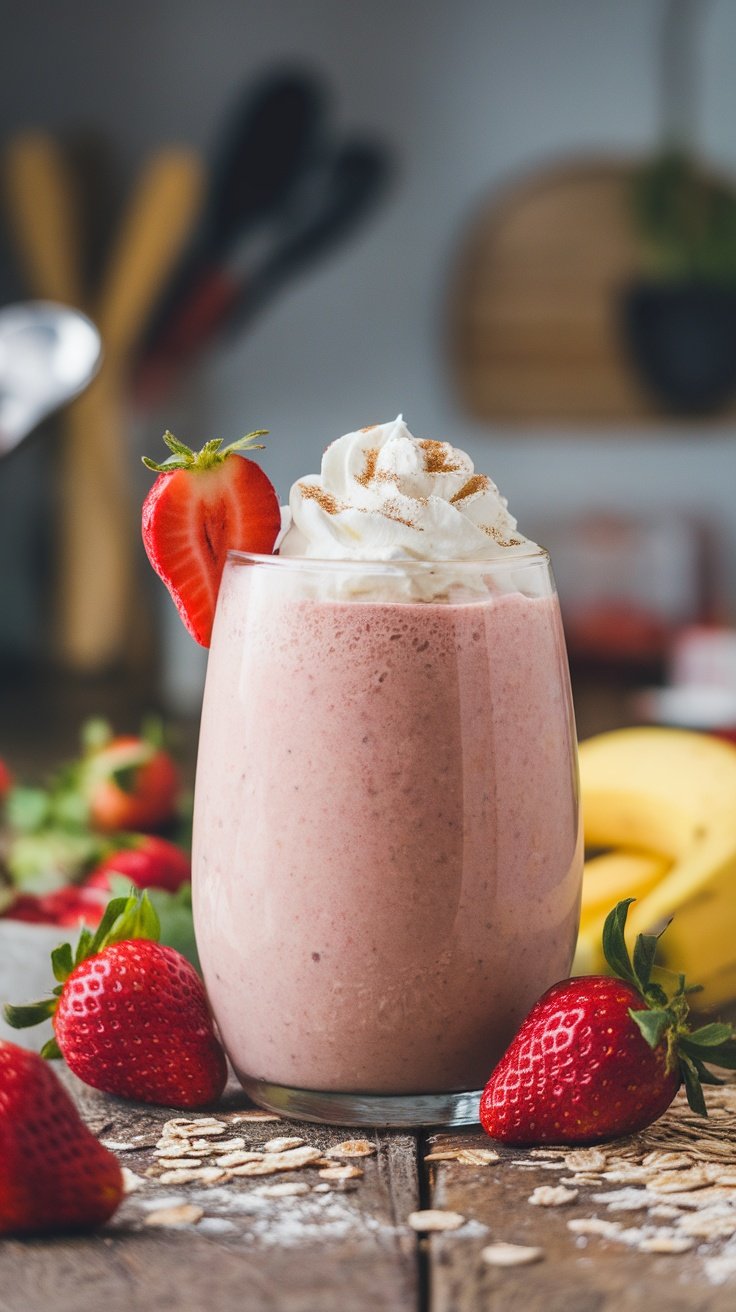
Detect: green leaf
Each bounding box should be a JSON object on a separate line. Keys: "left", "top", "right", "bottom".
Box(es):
{"left": 602, "top": 900, "right": 638, "bottom": 987}
{"left": 147, "top": 884, "right": 199, "bottom": 972}
{"left": 682, "top": 1040, "right": 736, "bottom": 1071}
{"left": 51, "top": 943, "right": 74, "bottom": 984}
{"left": 686, "top": 1023, "right": 735, "bottom": 1047}
{"left": 629, "top": 1007, "right": 671, "bottom": 1050}
{"left": 6, "top": 787, "right": 51, "bottom": 833}
{"left": 40, "top": 1037, "right": 62, "bottom": 1060}
{"left": 3, "top": 998, "right": 57, "bottom": 1029}
{"left": 81, "top": 717, "right": 113, "bottom": 753}
{"left": 161, "top": 430, "right": 194, "bottom": 459}
{"left": 110, "top": 762, "right": 141, "bottom": 795}
{"left": 87, "top": 896, "right": 132, "bottom": 956}
{"left": 632, "top": 931, "right": 660, "bottom": 993}
{"left": 73, "top": 926, "right": 95, "bottom": 968}
{"left": 679, "top": 1052, "right": 708, "bottom": 1117}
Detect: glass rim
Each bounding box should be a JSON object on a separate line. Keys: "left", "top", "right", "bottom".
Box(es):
{"left": 225, "top": 547, "right": 550, "bottom": 573}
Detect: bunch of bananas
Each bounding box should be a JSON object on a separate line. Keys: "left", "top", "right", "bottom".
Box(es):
{"left": 575, "top": 727, "right": 736, "bottom": 1009}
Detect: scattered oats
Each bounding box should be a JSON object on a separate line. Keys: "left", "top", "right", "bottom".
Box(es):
{"left": 209, "top": 1137, "right": 246, "bottom": 1152}
{"left": 455, "top": 1148, "right": 500, "bottom": 1166}
{"left": 529, "top": 1186, "right": 578, "bottom": 1207}
{"left": 146, "top": 1204, "right": 203, "bottom": 1228}
{"left": 254, "top": 1182, "right": 311, "bottom": 1198}
{"left": 568, "top": 1218, "right": 622, "bottom": 1238}
{"left": 642, "top": 1151, "right": 693, "bottom": 1171}
{"left": 564, "top": 1149, "right": 607, "bottom": 1173}
{"left": 705, "top": 1253, "right": 736, "bottom": 1285}
{"left": 713, "top": 1170, "right": 736, "bottom": 1186}
{"left": 562, "top": 1175, "right": 601, "bottom": 1186}
{"left": 529, "top": 1149, "right": 566, "bottom": 1159}
{"left": 100, "top": 1140, "right": 137, "bottom": 1152}
{"left": 677, "top": 1212, "right": 736, "bottom": 1240}
{"left": 163, "top": 1122, "right": 227, "bottom": 1140}
{"left": 318, "top": 1165, "right": 364, "bottom": 1181}
{"left": 155, "top": 1141, "right": 214, "bottom": 1158}
{"left": 158, "top": 1167, "right": 228, "bottom": 1185}
{"left": 214, "top": 1151, "right": 265, "bottom": 1168}
{"left": 262, "top": 1137, "right": 305, "bottom": 1153}
{"left": 229, "top": 1147, "right": 322, "bottom": 1177}
{"left": 638, "top": 1235, "right": 694, "bottom": 1254}
{"left": 602, "top": 1167, "right": 657, "bottom": 1184}
{"left": 648, "top": 1168, "right": 710, "bottom": 1194}
{"left": 407, "top": 1210, "right": 465, "bottom": 1232}
{"left": 649, "top": 1205, "right": 684, "bottom": 1220}
{"left": 591, "top": 1190, "right": 649, "bottom": 1212}
{"left": 481, "top": 1242, "right": 543, "bottom": 1267}
{"left": 326, "top": 1140, "right": 377, "bottom": 1158}
{"left": 121, "top": 1168, "right": 145, "bottom": 1194}
{"left": 230, "top": 1110, "right": 281, "bottom": 1123}
{"left": 196, "top": 1217, "right": 238, "bottom": 1236}
{"left": 312, "top": 1183, "right": 333, "bottom": 1193}
{"left": 144, "top": 1167, "right": 161, "bottom": 1178}
{"left": 424, "top": 1150, "right": 462, "bottom": 1163}
{"left": 154, "top": 1158, "right": 201, "bottom": 1170}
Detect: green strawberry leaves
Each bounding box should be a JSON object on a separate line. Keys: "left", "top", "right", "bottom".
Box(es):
{"left": 2, "top": 890, "right": 161, "bottom": 1042}
{"left": 142, "top": 429, "right": 268, "bottom": 474}
{"left": 602, "top": 899, "right": 736, "bottom": 1117}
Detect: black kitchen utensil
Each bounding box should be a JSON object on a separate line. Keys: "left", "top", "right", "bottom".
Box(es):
{"left": 137, "top": 67, "right": 327, "bottom": 396}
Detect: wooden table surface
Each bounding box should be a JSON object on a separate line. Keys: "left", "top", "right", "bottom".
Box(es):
{"left": 4, "top": 1071, "right": 735, "bottom": 1312}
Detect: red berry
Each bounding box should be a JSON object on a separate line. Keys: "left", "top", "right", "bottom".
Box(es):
{"left": 141, "top": 431, "right": 280, "bottom": 647}
{"left": 87, "top": 735, "right": 179, "bottom": 833}
{"left": 0, "top": 758, "right": 12, "bottom": 800}
{"left": 0, "top": 1040, "right": 123, "bottom": 1236}
{"left": 86, "top": 835, "right": 190, "bottom": 894}
{"left": 479, "top": 900, "right": 736, "bottom": 1146}
{"left": 480, "top": 976, "right": 680, "bottom": 1146}
{"left": 3, "top": 887, "right": 106, "bottom": 927}
{"left": 54, "top": 940, "right": 227, "bottom": 1108}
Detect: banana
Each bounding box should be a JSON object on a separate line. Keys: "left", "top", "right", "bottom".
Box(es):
{"left": 578, "top": 728, "right": 736, "bottom": 1009}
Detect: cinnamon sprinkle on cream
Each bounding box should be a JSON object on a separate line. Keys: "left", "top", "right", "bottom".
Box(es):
{"left": 419, "top": 439, "right": 461, "bottom": 474}
{"left": 298, "top": 483, "right": 345, "bottom": 516}
{"left": 355, "top": 448, "right": 379, "bottom": 487}
{"left": 450, "top": 474, "right": 490, "bottom": 503}
{"left": 483, "top": 524, "right": 523, "bottom": 547}
{"left": 360, "top": 424, "right": 379, "bottom": 432}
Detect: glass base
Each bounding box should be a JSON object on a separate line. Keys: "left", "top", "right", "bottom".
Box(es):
{"left": 238, "top": 1077, "right": 483, "bottom": 1128}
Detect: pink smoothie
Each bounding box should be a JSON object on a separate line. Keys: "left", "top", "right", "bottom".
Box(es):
{"left": 193, "top": 559, "right": 582, "bottom": 1094}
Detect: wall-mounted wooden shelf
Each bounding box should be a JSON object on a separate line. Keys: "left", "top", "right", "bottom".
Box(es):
{"left": 450, "top": 158, "right": 735, "bottom": 426}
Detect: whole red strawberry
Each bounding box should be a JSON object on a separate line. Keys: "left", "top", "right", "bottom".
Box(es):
{"left": 85, "top": 733, "right": 179, "bottom": 833}
{"left": 85, "top": 834, "right": 190, "bottom": 895}
{"left": 480, "top": 900, "right": 736, "bottom": 1145}
{"left": 5, "top": 892, "right": 227, "bottom": 1109}
{"left": 0, "top": 1039, "right": 123, "bottom": 1235}
{"left": 142, "top": 429, "right": 281, "bottom": 646}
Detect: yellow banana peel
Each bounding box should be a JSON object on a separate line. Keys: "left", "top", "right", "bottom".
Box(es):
{"left": 578, "top": 728, "right": 736, "bottom": 1010}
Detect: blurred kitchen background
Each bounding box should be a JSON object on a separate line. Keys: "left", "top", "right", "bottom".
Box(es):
{"left": 2, "top": 0, "right": 736, "bottom": 765}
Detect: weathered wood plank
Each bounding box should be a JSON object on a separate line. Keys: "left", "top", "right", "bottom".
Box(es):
{"left": 425, "top": 1090, "right": 736, "bottom": 1312}
{"left": 0, "top": 1071, "right": 420, "bottom": 1312}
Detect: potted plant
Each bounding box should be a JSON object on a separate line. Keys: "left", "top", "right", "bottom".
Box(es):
{"left": 623, "top": 150, "right": 736, "bottom": 414}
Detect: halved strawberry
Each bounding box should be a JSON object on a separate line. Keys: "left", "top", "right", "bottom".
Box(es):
{"left": 142, "top": 430, "right": 280, "bottom": 646}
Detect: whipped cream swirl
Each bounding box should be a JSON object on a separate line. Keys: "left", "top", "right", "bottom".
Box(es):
{"left": 279, "top": 416, "right": 538, "bottom": 562}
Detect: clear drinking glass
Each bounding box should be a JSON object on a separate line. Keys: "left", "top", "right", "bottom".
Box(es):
{"left": 192, "top": 549, "right": 582, "bottom": 1127}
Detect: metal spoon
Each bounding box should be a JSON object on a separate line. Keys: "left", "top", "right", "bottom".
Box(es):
{"left": 0, "top": 302, "right": 101, "bottom": 456}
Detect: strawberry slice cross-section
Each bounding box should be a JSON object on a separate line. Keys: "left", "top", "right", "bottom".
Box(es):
{"left": 142, "top": 430, "right": 281, "bottom": 646}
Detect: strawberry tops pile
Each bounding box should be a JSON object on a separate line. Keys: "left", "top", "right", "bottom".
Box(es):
{"left": 0, "top": 719, "right": 194, "bottom": 959}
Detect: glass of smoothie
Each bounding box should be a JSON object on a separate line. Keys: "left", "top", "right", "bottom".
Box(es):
{"left": 192, "top": 417, "right": 582, "bottom": 1126}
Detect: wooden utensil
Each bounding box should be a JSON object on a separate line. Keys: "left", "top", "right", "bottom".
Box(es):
{"left": 3, "top": 132, "right": 81, "bottom": 305}
{"left": 57, "top": 150, "right": 205, "bottom": 669}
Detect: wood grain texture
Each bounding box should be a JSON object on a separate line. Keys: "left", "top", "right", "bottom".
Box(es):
{"left": 425, "top": 1127, "right": 736, "bottom": 1311}
{"left": 0, "top": 1071, "right": 419, "bottom": 1312}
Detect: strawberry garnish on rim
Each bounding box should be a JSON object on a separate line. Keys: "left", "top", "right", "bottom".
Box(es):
{"left": 480, "top": 900, "right": 736, "bottom": 1146}
{"left": 142, "top": 429, "right": 280, "bottom": 646}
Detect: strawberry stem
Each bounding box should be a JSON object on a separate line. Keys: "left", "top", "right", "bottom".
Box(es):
{"left": 601, "top": 899, "right": 736, "bottom": 1116}
{"left": 142, "top": 429, "right": 269, "bottom": 474}
{"left": 2, "top": 891, "right": 161, "bottom": 1046}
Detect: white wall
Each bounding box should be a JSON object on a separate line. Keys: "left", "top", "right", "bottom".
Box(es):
{"left": 2, "top": 0, "right": 735, "bottom": 652}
